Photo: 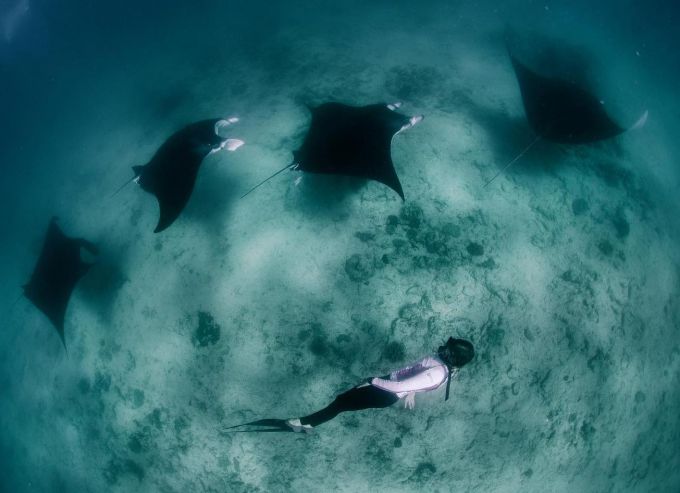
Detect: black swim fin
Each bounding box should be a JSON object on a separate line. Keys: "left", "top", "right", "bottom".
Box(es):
{"left": 445, "top": 372, "right": 451, "bottom": 401}
{"left": 221, "top": 418, "right": 295, "bottom": 434}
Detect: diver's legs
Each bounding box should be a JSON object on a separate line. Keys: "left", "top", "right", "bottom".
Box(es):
{"left": 299, "top": 384, "right": 399, "bottom": 428}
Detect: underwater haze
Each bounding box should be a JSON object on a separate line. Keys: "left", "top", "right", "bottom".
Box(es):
{"left": 1, "top": 0, "right": 679, "bottom": 491}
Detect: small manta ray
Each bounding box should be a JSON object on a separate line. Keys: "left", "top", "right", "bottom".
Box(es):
{"left": 486, "top": 50, "right": 647, "bottom": 186}
{"left": 22, "top": 218, "right": 98, "bottom": 349}
{"left": 123, "top": 118, "right": 244, "bottom": 233}
{"left": 241, "top": 102, "right": 423, "bottom": 199}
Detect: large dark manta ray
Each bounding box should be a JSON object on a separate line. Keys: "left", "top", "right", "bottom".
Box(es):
{"left": 129, "top": 118, "right": 244, "bottom": 233}
{"left": 509, "top": 52, "right": 643, "bottom": 144}
{"left": 22, "top": 218, "right": 98, "bottom": 349}
{"left": 241, "top": 102, "right": 423, "bottom": 199}
{"left": 485, "top": 50, "right": 647, "bottom": 186}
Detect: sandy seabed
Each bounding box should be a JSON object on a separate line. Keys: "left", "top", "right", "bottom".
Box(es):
{"left": 1, "top": 2, "right": 678, "bottom": 492}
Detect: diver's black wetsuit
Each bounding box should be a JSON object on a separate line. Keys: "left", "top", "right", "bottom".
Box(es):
{"left": 300, "top": 383, "right": 399, "bottom": 427}
{"left": 225, "top": 356, "right": 453, "bottom": 433}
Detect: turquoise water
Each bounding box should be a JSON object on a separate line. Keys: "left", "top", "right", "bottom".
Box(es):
{"left": 1, "top": 1, "right": 679, "bottom": 491}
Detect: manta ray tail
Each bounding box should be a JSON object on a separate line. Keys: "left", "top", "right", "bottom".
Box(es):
{"left": 484, "top": 134, "right": 543, "bottom": 188}
{"left": 240, "top": 163, "right": 296, "bottom": 199}
{"left": 111, "top": 167, "right": 144, "bottom": 198}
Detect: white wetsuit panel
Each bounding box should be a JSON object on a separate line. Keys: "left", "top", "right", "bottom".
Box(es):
{"left": 371, "top": 356, "right": 449, "bottom": 398}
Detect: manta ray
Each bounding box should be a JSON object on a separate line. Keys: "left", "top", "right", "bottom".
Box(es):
{"left": 127, "top": 118, "right": 244, "bottom": 233}
{"left": 23, "top": 218, "right": 98, "bottom": 349}
{"left": 509, "top": 53, "right": 647, "bottom": 144}
{"left": 241, "top": 102, "right": 423, "bottom": 199}
{"left": 485, "top": 49, "right": 647, "bottom": 186}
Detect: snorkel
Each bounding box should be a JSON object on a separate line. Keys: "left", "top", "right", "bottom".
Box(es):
{"left": 438, "top": 337, "right": 475, "bottom": 401}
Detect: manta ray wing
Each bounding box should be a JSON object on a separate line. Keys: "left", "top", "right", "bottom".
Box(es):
{"left": 292, "top": 102, "right": 417, "bottom": 199}
{"left": 133, "top": 119, "right": 242, "bottom": 232}
{"left": 23, "top": 218, "right": 96, "bottom": 348}
{"left": 509, "top": 53, "right": 625, "bottom": 143}
{"left": 136, "top": 151, "right": 202, "bottom": 233}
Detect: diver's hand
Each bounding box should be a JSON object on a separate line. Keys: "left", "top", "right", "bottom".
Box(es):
{"left": 404, "top": 391, "right": 416, "bottom": 410}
